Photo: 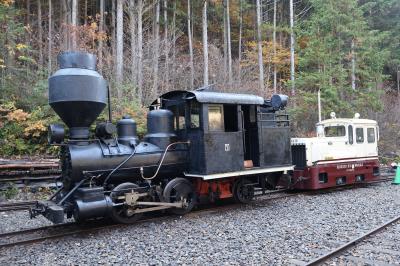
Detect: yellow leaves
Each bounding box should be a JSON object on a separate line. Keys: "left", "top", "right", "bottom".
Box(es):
{"left": 242, "top": 40, "right": 297, "bottom": 75}
{"left": 90, "top": 22, "right": 98, "bottom": 30}
{"left": 0, "top": 58, "right": 5, "bottom": 69}
{"left": 24, "top": 121, "right": 47, "bottom": 137}
{"left": 6, "top": 109, "right": 29, "bottom": 122}
{"left": 16, "top": 43, "right": 28, "bottom": 51}
{"left": 0, "top": 0, "right": 14, "bottom": 7}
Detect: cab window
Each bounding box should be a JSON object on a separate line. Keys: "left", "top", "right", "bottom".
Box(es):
{"left": 367, "top": 128, "right": 375, "bottom": 143}
{"left": 324, "top": 126, "right": 346, "bottom": 137}
{"left": 208, "top": 105, "right": 224, "bottom": 131}
{"left": 190, "top": 101, "right": 200, "bottom": 129}
{"left": 167, "top": 103, "right": 186, "bottom": 130}
{"left": 348, "top": 125, "right": 353, "bottom": 144}
{"left": 356, "top": 128, "right": 364, "bottom": 143}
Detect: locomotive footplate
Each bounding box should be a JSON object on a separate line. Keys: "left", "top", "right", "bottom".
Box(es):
{"left": 30, "top": 201, "right": 65, "bottom": 224}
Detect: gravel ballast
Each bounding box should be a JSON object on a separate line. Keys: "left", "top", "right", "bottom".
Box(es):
{"left": 0, "top": 182, "right": 399, "bottom": 265}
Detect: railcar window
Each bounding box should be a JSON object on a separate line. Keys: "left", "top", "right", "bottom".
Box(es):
{"left": 223, "top": 105, "right": 238, "bottom": 132}
{"left": 190, "top": 101, "right": 200, "bottom": 128}
{"left": 356, "top": 128, "right": 364, "bottom": 143}
{"left": 208, "top": 105, "right": 224, "bottom": 131}
{"left": 324, "top": 126, "right": 346, "bottom": 137}
{"left": 367, "top": 128, "right": 375, "bottom": 143}
{"left": 348, "top": 125, "right": 353, "bottom": 144}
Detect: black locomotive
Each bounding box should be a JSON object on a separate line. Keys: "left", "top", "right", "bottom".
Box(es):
{"left": 31, "top": 51, "right": 292, "bottom": 224}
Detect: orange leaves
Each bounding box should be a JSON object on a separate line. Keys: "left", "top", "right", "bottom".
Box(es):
{"left": 0, "top": 0, "right": 14, "bottom": 7}
{"left": 6, "top": 109, "right": 29, "bottom": 122}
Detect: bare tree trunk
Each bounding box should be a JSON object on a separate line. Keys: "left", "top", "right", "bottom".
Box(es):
{"left": 351, "top": 39, "right": 356, "bottom": 90}
{"left": 238, "top": 0, "right": 242, "bottom": 84}
{"left": 71, "top": 0, "right": 78, "bottom": 50}
{"left": 111, "top": 0, "right": 116, "bottom": 65}
{"left": 98, "top": 0, "right": 104, "bottom": 72}
{"left": 172, "top": 0, "right": 176, "bottom": 87}
{"left": 153, "top": 0, "right": 160, "bottom": 97}
{"left": 272, "top": 0, "right": 277, "bottom": 93}
{"left": 38, "top": 0, "right": 43, "bottom": 67}
{"left": 225, "top": 0, "right": 232, "bottom": 85}
{"left": 256, "top": 0, "right": 264, "bottom": 94}
{"left": 202, "top": 0, "right": 208, "bottom": 86}
{"left": 187, "top": 0, "right": 194, "bottom": 89}
{"left": 163, "top": 0, "right": 169, "bottom": 91}
{"left": 289, "top": 0, "right": 295, "bottom": 95}
{"left": 129, "top": 0, "right": 136, "bottom": 88}
{"left": 116, "top": 0, "right": 124, "bottom": 93}
{"left": 26, "top": 0, "right": 30, "bottom": 43}
{"left": 223, "top": 1, "right": 227, "bottom": 82}
{"left": 137, "top": 0, "right": 143, "bottom": 104}
{"left": 84, "top": 0, "right": 87, "bottom": 25}
{"left": 62, "top": 0, "right": 68, "bottom": 50}
{"left": 48, "top": 0, "right": 52, "bottom": 74}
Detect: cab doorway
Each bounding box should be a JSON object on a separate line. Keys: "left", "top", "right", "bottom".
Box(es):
{"left": 242, "top": 105, "right": 260, "bottom": 167}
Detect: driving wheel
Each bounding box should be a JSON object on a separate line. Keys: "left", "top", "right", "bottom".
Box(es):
{"left": 163, "top": 178, "right": 196, "bottom": 215}
{"left": 233, "top": 178, "right": 255, "bottom": 203}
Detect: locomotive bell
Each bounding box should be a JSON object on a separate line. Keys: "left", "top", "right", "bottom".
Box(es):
{"left": 48, "top": 51, "right": 107, "bottom": 139}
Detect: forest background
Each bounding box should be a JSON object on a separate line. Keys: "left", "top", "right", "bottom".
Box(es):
{"left": 0, "top": 0, "right": 399, "bottom": 159}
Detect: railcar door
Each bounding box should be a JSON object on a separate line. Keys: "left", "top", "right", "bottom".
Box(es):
{"left": 241, "top": 105, "right": 260, "bottom": 167}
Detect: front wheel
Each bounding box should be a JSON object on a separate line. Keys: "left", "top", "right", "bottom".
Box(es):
{"left": 110, "top": 182, "right": 144, "bottom": 224}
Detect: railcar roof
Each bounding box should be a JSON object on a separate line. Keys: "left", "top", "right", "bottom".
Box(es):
{"left": 154, "top": 89, "right": 265, "bottom": 105}
{"left": 318, "top": 118, "right": 377, "bottom": 125}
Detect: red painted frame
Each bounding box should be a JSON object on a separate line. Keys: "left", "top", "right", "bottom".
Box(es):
{"left": 292, "top": 158, "right": 380, "bottom": 190}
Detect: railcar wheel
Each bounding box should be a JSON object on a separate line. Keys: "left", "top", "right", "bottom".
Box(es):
{"left": 233, "top": 178, "right": 254, "bottom": 203}
{"left": 110, "top": 182, "right": 143, "bottom": 224}
{"left": 163, "top": 178, "right": 196, "bottom": 215}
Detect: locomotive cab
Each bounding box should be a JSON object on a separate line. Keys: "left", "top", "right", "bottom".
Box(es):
{"left": 291, "top": 113, "right": 380, "bottom": 189}
{"left": 152, "top": 88, "right": 294, "bottom": 196}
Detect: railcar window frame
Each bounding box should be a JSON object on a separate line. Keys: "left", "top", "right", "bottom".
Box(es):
{"left": 356, "top": 127, "right": 364, "bottom": 143}
{"left": 208, "top": 104, "right": 224, "bottom": 132}
{"left": 324, "top": 125, "right": 346, "bottom": 137}
{"left": 367, "top": 127, "right": 375, "bottom": 143}
{"left": 348, "top": 125, "right": 353, "bottom": 144}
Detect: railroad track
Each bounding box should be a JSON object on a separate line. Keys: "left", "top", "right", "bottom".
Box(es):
{"left": 0, "top": 178, "right": 393, "bottom": 249}
{"left": 0, "top": 201, "right": 38, "bottom": 212}
{"left": 0, "top": 190, "right": 299, "bottom": 249}
{"left": 305, "top": 214, "right": 400, "bottom": 266}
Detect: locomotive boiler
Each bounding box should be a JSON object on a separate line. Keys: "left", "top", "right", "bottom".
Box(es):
{"left": 31, "top": 51, "right": 294, "bottom": 224}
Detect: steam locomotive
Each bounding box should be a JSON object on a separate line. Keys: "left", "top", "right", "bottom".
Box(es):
{"left": 30, "top": 51, "right": 292, "bottom": 224}
{"left": 30, "top": 51, "right": 380, "bottom": 224}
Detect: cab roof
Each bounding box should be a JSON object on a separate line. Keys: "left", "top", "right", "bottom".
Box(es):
{"left": 318, "top": 118, "right": 377, "bottom": 126}
{"left": 152, "top": 89, "right": 265, "bottom": 106}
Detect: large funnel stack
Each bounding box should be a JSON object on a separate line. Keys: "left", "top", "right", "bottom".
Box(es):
{"left": 49, "top": 52, "right": 107, "bottom": 139}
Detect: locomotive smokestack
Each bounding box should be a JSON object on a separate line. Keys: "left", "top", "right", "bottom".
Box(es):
{"left": 48, "top": 51, "right": 107, "bottom": 139}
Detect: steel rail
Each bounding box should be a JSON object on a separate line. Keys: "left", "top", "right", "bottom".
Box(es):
{"left": 0, "top": 193, "right": 301, "bottom": 249}
{"left": 0, "top": 222, "right": 76, "bottom": 238}
{"left": 305, "top": 214, "right": 400, "bottom": 266}
{"left": 0, "top": 201, "right": 38, "bottom": 212}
